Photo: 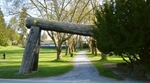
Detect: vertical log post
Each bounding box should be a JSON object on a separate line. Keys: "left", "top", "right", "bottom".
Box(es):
{"left": 19, "top": 26, "right": 41, "bottom": 74}
{"left": 32, "top": 30, "right": 41, "bottom": 71}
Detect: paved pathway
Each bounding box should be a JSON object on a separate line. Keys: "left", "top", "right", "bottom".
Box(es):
{"left": 0, "top": 51, "right": 148, "bottom": 83}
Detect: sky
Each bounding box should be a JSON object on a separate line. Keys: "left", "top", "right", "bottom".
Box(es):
{"left": 0, "top": 0, "right": 30, "bottom": 23}
{"left": 0, "top": 0, "right": 11, "bottom": 23}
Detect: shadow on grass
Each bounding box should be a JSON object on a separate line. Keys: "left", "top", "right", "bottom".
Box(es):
{"left": 40, "top": 59, "right": 73, "bottom": 63}
{"left": 51, "top": 59, "right": 70, "bottom": 62}
{"left": 39, "top": 51, "right": 66, "bottom": 54}
{"left": 0, "top": 64, "right": 73, "bottom": 79}
{"left": 0, "top": 61, "right": 21, "bottom": 64}
{"left": 0, "top": 50, "right": 24, "bottom": 54}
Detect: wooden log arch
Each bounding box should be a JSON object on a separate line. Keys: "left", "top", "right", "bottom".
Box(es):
{"left": 18, "top": 17, "right": 94, "bottom": 74}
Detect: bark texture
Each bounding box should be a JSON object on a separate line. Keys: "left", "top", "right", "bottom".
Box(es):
{"left": 19, "top": 26, "right": 41, "bottom": 74}
{"left": 26, "top": 17, "right": 94, "bottom": 36}
{"left": 32, "top": 33, "right": 41, "bottom": 71}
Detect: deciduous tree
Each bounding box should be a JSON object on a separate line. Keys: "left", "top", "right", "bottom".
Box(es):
{"left": 30, "top": 0, "right": 93, "bottom": 59}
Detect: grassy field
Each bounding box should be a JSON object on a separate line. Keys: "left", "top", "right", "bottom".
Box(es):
{"left": 0, "top": 46, "right": 74, "bottom": 79}
{"left": 87, "top": 52, "right": 125, "bottom": 80}
{"left": 0, "top": 46, "right": 126, "bottom": 80}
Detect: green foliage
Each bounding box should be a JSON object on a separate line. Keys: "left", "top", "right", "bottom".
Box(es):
{"left": 93, "top": 0, "right": 150, "bottom": 64}
{"left": 33, "top": 20, "right": 37, "bottom": 25}
{"left": 18, "top": 7, "right": 27, "bottom": 46}
{"left": 6, "top": 17, "right": 20, "bottom": 45}
{"left": 0, "top": 9, "right": 10, "bottom": 46}
{"left": 0, "top": 9, "right": 6, "bottom": 29}
{"left": 6, "top": 25, "right": 20, "bottom": 45}
{"left": 0, "top": 34, "right": 11, "bottom": 46}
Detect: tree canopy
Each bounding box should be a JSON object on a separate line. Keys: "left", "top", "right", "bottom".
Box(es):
{"left": 94, "top": 0, "right": 150, "bottom": 65}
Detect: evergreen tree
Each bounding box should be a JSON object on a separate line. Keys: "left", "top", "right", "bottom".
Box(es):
{"left": 18, "top": 7, "right": 27, "bottom": 46}
{"left": 0, "top": 8, "right": 10, "bottom": 46}
{"left": 8, "top": 17, "right": 20, "bottom": 45}
{"left": 6, "top": 25, "right": 19, "bottom": 45}
{"left": 94, "top": 0, "right": 150, "bottom": 65}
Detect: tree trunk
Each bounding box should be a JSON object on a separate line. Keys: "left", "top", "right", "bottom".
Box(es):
{"left": 79, "top": 36, "right": 83, "bottom": 50}
{"left": 92, "top": 47, "right": 94, "bottom": 54}
{"left": 73, "top": 35, "right": 78, "bottom": 52}
{"left": 26, "top": 17, "right": 94, "bottom": 36}
{"left": 32, "top": 32, "right": 41, "bottom": 71}
{"left": 88, "top": 44, "right": 92, "bottom": 52}
{"left": 65, "top": 46, "right": 69, "bottom": 56}
{"left": 18, "top": 26, "right": 41, "bottom": 74}
{"left": 56, "top": 46, "right": 62, "bottom": 60}
{"left": 101, "top": 53, "right": 107, "bottom": 60}
{"left": 74, "top": 45, "right": 77, "bottom": 52}
{"left": 69, "top": 47, "right": 72, "bottom": 54}
{"left": 57, "top": 50, "right": 61, "bottom": 59}
{"left": 94, "top": 47, "right": 98, "bottom": 56}
{"left": 88, "top": 38, "right": 92, "bottom": 52}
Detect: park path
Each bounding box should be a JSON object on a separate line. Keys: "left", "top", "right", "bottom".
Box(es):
{"left": 0, "top": 51, "right": 148, "bottom": 83}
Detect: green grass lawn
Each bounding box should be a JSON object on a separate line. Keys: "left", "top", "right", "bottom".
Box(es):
{"left": 0, "top": 46, "right": 126, "bottom": 80}
{"left": 87, "top": 52, "right": 125, "bottom": 80}
{"left": 0, "top": 46, "right": 74, "bottom": 79}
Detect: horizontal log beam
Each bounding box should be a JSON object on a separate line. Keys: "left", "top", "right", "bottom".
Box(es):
{"left": 26, "top": 17, "right": 94, "bottom": 36}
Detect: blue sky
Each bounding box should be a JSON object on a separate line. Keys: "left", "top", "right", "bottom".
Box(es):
{"left": 0, "top": 0, "right": 11, "bottom": 23}
{"left": 0, "top": 0, "right": 29, "bottom": 23}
